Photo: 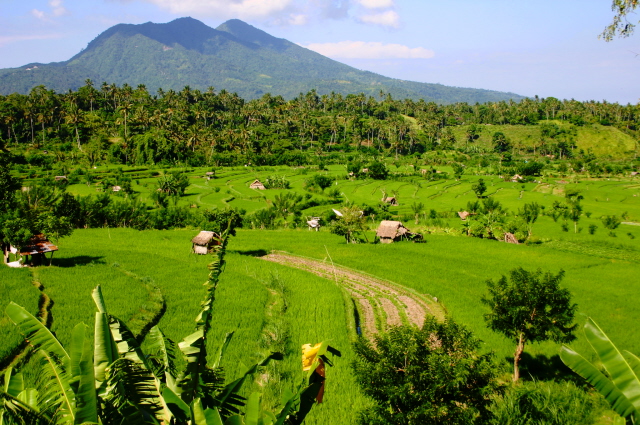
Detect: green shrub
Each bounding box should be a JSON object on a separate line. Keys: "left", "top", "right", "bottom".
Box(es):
{"left": 489, "top": 380, "right": 602, "bottom": 425}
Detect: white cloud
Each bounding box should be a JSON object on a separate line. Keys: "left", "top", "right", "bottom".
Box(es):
{"left": 288, "top": 14, "right": 308, "bottom": 25}
{"left": 303, "top": 40, "right": 434, "bottom": 59}
{"left": 358, "top": 10, "right": 399, "bottom": 28}
{"left": 145, "top": 0, "right": 293, "bottom": 19}
{"left": 31, "top": 0, "right": 68, "bottom": 21}
{"left": 31, "top": 9, "right": 46, "bottom": 20}
{"left": 0, "top": 34, "right": 62, "bottom": 47}
{"left": 49, "top": 0, "right": 69, "bottom": 17}
{"left": 357, "top": 0, "right": 394, "bottom": 9}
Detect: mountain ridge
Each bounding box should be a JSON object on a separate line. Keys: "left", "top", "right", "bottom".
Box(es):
{"left": 0, "top": 18, "right": 526, "bottom": 103}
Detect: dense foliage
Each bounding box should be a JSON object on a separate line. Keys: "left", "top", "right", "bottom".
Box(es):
{"left": 0, "top": 83, "right": 638, "bottom": 171}
{"left": 352, "top": 317, "right": 499, "bottom": 424}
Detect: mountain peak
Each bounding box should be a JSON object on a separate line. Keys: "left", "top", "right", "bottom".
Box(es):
{"left": 216, "top": 19, "right": 291, "bottom": 52}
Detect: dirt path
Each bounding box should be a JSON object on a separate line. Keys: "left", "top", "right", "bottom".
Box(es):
{"left": 261, "top": 252, "right": 445, "bottom": 338}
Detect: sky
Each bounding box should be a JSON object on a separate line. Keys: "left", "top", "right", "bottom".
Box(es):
{"left": 0, "top": 0, "right": 638, "bottom": 104}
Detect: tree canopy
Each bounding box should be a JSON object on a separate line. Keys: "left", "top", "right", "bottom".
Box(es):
{"left": 482, "top": 267, "right": 577, "bottom": 382}
{"left": 352, "top": 317, "right": 499, "bottom": 424}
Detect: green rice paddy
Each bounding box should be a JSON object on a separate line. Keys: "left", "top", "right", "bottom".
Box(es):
{"left": 3, "top": 165, "right": 640, "bottom": 423}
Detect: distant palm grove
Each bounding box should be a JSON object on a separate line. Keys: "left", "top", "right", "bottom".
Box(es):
{"left": 1, "top": 81, "right": 638, "bottom": 167}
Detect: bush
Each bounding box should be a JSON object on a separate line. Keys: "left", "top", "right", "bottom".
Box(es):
{"left": 352, "top": 317, "right": 499, "bottom": 425}
{"left": 601, "top": 215, "right": 621, "bottom": 230}
{"left": 367, "top": 161, "right": 388, "bottom": 180}
{"left": 489, "top": 381, "right": 601, "bottom": 425}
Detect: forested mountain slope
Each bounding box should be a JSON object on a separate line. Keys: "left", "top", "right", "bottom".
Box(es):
{"left": 0, "top": 17, "right": 524, "bottom": 103}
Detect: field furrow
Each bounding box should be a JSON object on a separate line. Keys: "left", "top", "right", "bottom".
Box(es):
{"left": 261, "top": 252, "right": 445, "bottom": 336}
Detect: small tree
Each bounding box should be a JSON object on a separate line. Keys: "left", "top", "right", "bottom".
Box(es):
{"left": 518, "top": 202, "right": 540, "bottom": 237}
{"left": 472, "top": 178, "right": 487, "bottom": 198}
{"left": 410, "top": 201, "right": 424, "bottom": 224}
{"left": 352, "top": 317, "right": 499, "bottom": 424}
{"left": 452, "top": 162, "right": 464, "bottom": 180}
{"left": 367, "top": 161, "right": 388, "bottom": 180}
{"left": 493, "top": 132, "right": 511, "bottom": 153}
{"left": 482, "top": 267, "right": 577, "bottom": 382}
{"left": 329, "top": 206, "right": 369, "bottom": 243}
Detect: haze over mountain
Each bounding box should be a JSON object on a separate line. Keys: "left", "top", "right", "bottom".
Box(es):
{"left": 0, "top": 17, "right": 525, "bottom": 103}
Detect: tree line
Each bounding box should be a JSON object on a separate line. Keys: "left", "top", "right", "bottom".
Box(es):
{"left": 1, "top": 82, "right": 638, "bottom": 167}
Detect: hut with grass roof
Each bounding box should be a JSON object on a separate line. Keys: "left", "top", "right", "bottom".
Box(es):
{"left": 381, "top": 196, "right": 398, "bottom": 206}
{"left": 191, "top": 231, "right": 221, "bottom": 254}
{"left": 376, "top": 220, "right": 421, "bottom": 244}
{"left": 250, "top": 179, "right": 266, "bottom": 190}
{"left": 458, "top": 211, "right": 471, "bottom": 220}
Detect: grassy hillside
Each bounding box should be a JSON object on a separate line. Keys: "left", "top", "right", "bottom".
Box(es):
{"left": 451, "top": 122, "right": 638, "bottom": 158}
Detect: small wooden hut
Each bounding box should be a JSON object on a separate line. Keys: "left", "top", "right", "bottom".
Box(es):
{"left": 250, "top": 179, "right": 266, "bottom": 190}
{"left": 16, "top": 234, "right": 58, "bottom": 266}
{"left": 381, "top": 196, "right": 398, "bottom": 206}
{"left": 376, "top": 220, "right": 421, "bottom": 244}
{"left": 54, "top": 176, "right": 67, "bottom": 181}
{"left": 191, "top": 231, "right": 221, "bottom": 254}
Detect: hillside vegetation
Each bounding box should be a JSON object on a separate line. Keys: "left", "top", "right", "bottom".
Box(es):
{"left": 0, "top": 18, "right": 524, "bottom": 103}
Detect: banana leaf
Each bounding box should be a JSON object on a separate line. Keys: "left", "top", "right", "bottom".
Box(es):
{"left": 583, "top": 318, "right": 640, "bottom": 412}
{"left": 94, "top": 312, "right": 117, "bottom": 392}
{"left": 244, "top": 392, "right": 260, "bottom": 425}
{"left": 38, "top": 351, "right": 76, "bottom": 424}
{"left": 211, "top": 332, "right": 234, "bottom": 370}
{"left": 175, "top": 329, "right": 207, "bottom": 404}
{"left": 560, "top": 345, "right": 636, "bottom": 418}
{"left": 213, "top": 352, "right": 283, "bottom": 416}
{"left": 72, "top": 323, "right": 98, "bottom": 425}
{"left": 191, "top": 398, "right": 225, "bottom": 425}
{"left": 162, "top": 386, "right": 190, "bottom": 423}
{"left": 16, "top": 389, "right": 39, "bottom": 412}
{"left": 5, "top": 302, "right": 69, "bottom": 364}
{"left": 3, "top": 368, "right": 23, "bottom": 397}
{"left": 146, "top": 326, "right": 178, "bottom": 382}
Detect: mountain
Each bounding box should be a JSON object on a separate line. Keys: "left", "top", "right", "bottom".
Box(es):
{"left": 0, "top": 17, "right": 525, "bottom": 103}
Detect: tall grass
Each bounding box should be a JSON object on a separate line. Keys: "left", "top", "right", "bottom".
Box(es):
{"left": 0, "top": 267, "right": 40, "bottom": 367}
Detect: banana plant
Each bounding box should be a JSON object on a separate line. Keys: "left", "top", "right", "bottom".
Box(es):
{"left": 560, "top": 317, "right": 640, "bottom": 425}
{"left": 3, "top": 225, "right": 339, "bottom": 425}
{"left": 0, "top": 366, "right": 44, "bottom": 425}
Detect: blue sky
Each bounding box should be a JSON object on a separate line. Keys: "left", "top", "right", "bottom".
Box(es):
{"left": 0, "top": 0, "right": 638, "bottom": 103}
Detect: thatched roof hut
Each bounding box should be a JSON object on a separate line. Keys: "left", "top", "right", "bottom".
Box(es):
{"left": 191, "top": 231, "right": 221, "bottom": 254}
{"left": 458, "top": 211, "right": 471, "bottom": 220}
{"left": 250, "top": 179, "right": 265, "bottom": 190}
{"left": 376, "top": 220, "right": 421, "bottom": 244}
{"left": 381, "top": 196, "right": 398, "bottom": 206}
{"left": 504, "top": 232, "right": 519, "bottom": 244}
{"left": 54, "top": 176, "right": 67, "bottom": 181}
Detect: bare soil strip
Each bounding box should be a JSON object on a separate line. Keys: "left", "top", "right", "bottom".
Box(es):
{"left": 261, "top": 252, "right": 445, "bottom": 336}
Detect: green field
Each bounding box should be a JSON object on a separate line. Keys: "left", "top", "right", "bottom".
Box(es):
{"left": 4, "top": 164, "right": 640, "bottom": 422}
{"left": 2, "top": 222, "right": 639, "bottom": 422}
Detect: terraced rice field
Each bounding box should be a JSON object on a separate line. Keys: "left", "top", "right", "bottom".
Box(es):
{"left": 262, "top": 251, "right": 444, "bottom": 336}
